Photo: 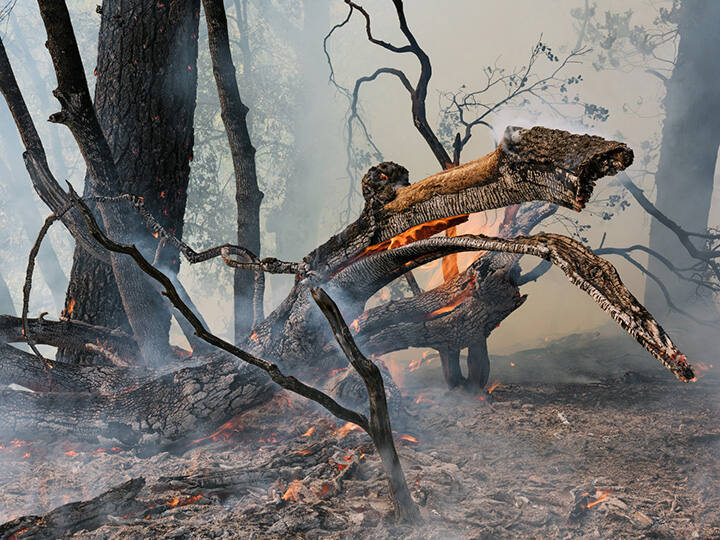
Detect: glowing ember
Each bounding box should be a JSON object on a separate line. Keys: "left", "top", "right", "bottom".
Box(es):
{"left": 487, "top": 381, "right": 501, "bottom": 394}
{"left": 64, "top": 450, "right": 78, "bottom": 457}
{"left": 61, "top": 298, "right": 76, "bottom": 317}
{"left": 398, "top": 434, "right": 419, "bottom": 443}
{"left": 167, "top": 494, "right": 203, "bottom": 508}
{"left": 282, "top": 479, "right": 303, "bottom": 502}
{"left": 415, "top": 393, "right": 435, "bottom": 404}
{"left": 335, "top": 422, "right": 361, "bottom": 439}
{"left": 301, "top": 427, "right": 315, "bottom": 437}
{"left": 583, "top": 489, "right": 612, "bottom": 509}
{"left": 334, "top": 215, "right": 469, "bottom": 275}
{"left": 249, "top": 331, "right": 259, "bottom": 343}
{"left": 152, "top": 231, "right": 159, "bottom": 239}
{"left": 191, "top": 415, "right": 244, "bottom": 445}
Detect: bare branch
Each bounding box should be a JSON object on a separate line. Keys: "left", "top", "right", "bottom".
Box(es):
{"left": 331, "top": 232, "right": 694, "bottom": 382}
{"left": 311, "top": 287, "right": 420, "bottom": 522}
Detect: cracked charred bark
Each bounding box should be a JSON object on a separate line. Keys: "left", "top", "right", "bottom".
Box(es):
{"left": 58, "top": 0, "right": 200, "bottom": 363}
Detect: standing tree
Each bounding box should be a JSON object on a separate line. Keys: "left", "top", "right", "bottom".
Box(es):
{"left": 59, "top": 0, "right": 201, "bottom": 364}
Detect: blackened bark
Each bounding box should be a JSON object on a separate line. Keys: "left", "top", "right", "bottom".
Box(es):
{"left": 202, "top": 0, "right": 263, "bottom": 342}
{"left": 0, "top": 314, "right": 140, "bottom": 364}
{"left": 59, "top": 0, "right": 200, "bottom": 362}
{"left": 646, "top": 1, "right": 720, "bottom": 315}
{"left": 312, "top": 287, "right": 420, "bottom": 523}
{"left": 0, "top": 478, "right": 146, "bottom": 539}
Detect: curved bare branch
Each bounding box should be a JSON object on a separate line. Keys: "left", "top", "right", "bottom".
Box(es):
{"left": 331, "top": 232, "right": 694, "bottom": 382}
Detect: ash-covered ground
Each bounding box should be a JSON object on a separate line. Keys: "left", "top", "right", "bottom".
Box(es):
{"left": 1, "top": 330, "right": 718, "bottom": 539}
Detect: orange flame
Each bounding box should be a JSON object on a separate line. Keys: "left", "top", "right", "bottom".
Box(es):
{"left": 282, "top": 480, "right": 303, "bottom": 502}
{"left": 249, "top": 331, "right": 259, "bottom": 343}
{"left": 584, "top": 489, "right": 612, "bottom": 509}
{"left": 398, "top": 434, "right": 419, "bottom": 443}
{"left": 335, "top": 422, "right": 361, "bottom": 439}
{"left": 301, "top": 427, "right": 315, "bottom": 437}
{"left": 167, "top": 494, "right": 203, "bottom": 508}
{"left": 334, "top": 215, "right": 469, "bottom": 275}
{"left": 487, "top": 381, "right": 500, "bottom": 394}
{"left": 67, "top": 297, "right": 76, "bottom": 315}
{"left": 64, "top": 450, "right": 78, "bottom": 457}
{"left": 191, "top": 415, "right": 243, "bottom": 445}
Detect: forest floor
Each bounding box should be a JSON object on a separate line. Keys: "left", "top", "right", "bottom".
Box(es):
{"left": 1, "top": 329, "right": 718, "bottom": 539}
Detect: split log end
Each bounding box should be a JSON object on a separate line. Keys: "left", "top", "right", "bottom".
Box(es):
{"left": 500, "top": 126, "right": 634, "bottom": 211}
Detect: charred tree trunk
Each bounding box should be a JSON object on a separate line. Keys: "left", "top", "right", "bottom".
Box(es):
{"left": 203, "top": 0, "right": 263, "bottom": 342}
{"left": 59, "top": 0, "right": 201, "bottom": 363}
{"left": 646, "top": 0, "right": 720, "bottom": 316}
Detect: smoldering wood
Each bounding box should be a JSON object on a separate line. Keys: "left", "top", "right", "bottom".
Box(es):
{"left": 0, "top": 351, "right": 272, "bottom": 445}
{"left": 0, "top": 478, "right": 146, "bottom": 539}
{"left": 0, "top": 121, "right": 679, "bottom": 451}
{"left": 54, "top": 191, "right": 421, "bottom": 521}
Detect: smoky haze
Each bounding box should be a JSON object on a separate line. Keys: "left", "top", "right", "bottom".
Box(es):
{"left": 0, "top": 0, "right": 717, "bottom": 363}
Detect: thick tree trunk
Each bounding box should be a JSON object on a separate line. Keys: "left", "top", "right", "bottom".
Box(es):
{"left": 59, "top": 0, "right": 201, "bottom": 363}
{"left": 203, "top": 0, "right": 263, "bottom": 342}
{"left": 645, "top": 0, "right": 720, "bottom": 316}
